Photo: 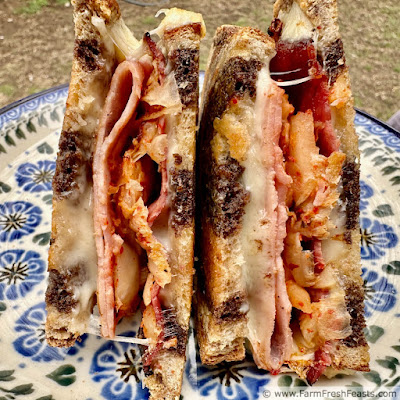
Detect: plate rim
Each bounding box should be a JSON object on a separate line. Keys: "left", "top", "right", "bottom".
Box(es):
{"left": 1, "top": 84, "right": 399, "bottom": 137}
{"left": 0, "top": 83, "right": 69, "bottom": 117}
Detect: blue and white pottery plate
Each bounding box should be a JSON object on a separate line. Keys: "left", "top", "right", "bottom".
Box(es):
{"left": 1, "top": 85, "right": 400, "bottom": 400}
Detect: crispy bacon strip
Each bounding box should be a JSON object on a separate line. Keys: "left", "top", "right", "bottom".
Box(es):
{"left": 306, "top": 345, "right": 332, "bottom": 384}
{"left": 270, "top": 39, "right": 340, "bottom": 156}
{"left": 93, "top": 59, "right": 148, "bottom": 338}
{"left": 144, "top": 32, "right": 166, "bottom": 84}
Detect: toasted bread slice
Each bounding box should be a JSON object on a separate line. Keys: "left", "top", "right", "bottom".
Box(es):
{"left": 196, "top": 25, "right": 277, "bottom": 364}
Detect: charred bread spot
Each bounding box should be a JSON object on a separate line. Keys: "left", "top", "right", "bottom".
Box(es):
{"left": 342, "top": 160, "right": 360, "bottom": 231}
{"left": 52, "top": 131, "right": 89, "bottom": 199}
{"left": 202, "top": 57, "right": 262, "bottom": 128}
{"left": 170, "top": 48, "right": 199, "bottom": 107}
{"left": 209, "top": 158, "right": 249, "bottom": 238}
{"left": 45, "top": 268, "right": 79, "bottom": 313}
{"left": 344, "top": 230, "right": 352, "bottom": 245}
{"left": 74, "top": 39, "right": 101, "bottom": 73}
{"left": 173, "top": 153, "right": 182, "bottom": 166}
{"left": 162, "top": 309, "right": 187, "bottom": 356}
{"left": 268, "top": 18, "right": 283, "bottom": 42}
{"left": 324, "top": 38, "right": 346, "bottom": 83}
{"left": 170, "top": 169, "right": 194, "bottom": 232}
{"left": 341, "top": 283, "right": 367, "bottom": 347}
{"left": 213, "top": 292, "right": 246, "bottom": 321}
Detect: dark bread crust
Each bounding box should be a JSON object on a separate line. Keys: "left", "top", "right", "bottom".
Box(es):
{"left": 342, "top": 159, "right": 360, "bottom": 231}
{"left": 45, "top": 269, "right": 79, "bottom": 313}
{"left": 213, "top": 292, "right": 247, "bottom": 321}
{"left": 170, "top": 47, "right": 200, "bottom": 107}
{"left": 209, "top": 158, "right": 249, "bottom": 238}
{"left": 74, "top": 39, "right": 102, "bottom": 73}
{"left": 341, "top": 283, "right": 368, "bottom": 348}
{"left": 170, "top": 168, "right": 195, "bottom": 232}
{"left": 52, "top": 131, "right": 90, "bottom": 198}
{"left": 324, "top": 38, "right": 346, "bottom": 83}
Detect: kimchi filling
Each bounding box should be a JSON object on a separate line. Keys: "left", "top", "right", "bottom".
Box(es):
{"left": 270, "top": 37, "right": 352, "bottom": 380}
{"left": 93, "top": 32, "right": 183, "bottom": 362}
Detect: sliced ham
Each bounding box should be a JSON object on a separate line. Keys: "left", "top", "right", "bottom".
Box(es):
{"left": 93, "top": 59, "right": 148, "bottom": 338}
{"left": 148, "top": 160, "right": 168, "bottom": 225}
{"left": 148, "top": 118, "right": 168, "bottom": 226}
{"left": 247, "top": 80, "right": 292, "bottom": 372}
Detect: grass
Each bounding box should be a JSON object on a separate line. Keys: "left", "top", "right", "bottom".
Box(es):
{"left": 16, "top": 0, "right": 49, "bottom": 14}
{"left": 16, "top": 0, "right": 68, "bottom": 15}
{"left": 234, "top": 17, "right": 250, "bottom": 27}
{"left": 141, "top": 15, "right": 157, "bottom": 25}
{"left": 28, "top": 86, "right": 45, "bottom": 95}
{"left": 0, "top": 84, "right": 16, "bottom": 96}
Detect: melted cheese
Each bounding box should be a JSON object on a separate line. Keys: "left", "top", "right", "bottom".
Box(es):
{"left": 278, "top": 2, "right": 314, "bottom": 42}
{"left": 241, "top": 66, "right": 274, "bottom": 337}
{"left": 92, "top": 15, "right": 139, "bottom": 60}
{"left": 53, "top": 186, "right": 98, "bottom": 334}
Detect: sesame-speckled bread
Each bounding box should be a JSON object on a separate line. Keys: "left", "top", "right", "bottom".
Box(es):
{"left": 45, "top": 1, "right": 205, "bottom": 398}
{"left": 196, "top": 0, "right": 368, "bottom": 383}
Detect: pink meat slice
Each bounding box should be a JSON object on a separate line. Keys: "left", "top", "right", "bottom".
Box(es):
{"left": 93, "top": 59, "right": 148, "bottom": 338}
{"left": 147, "top": 118, "right": 168, "bottom": 226}
{"left": 147, "top": 159, "right": 168, "bottom": 226}
{"left": 250, "top": 82, "right": 293, "bottom": 371}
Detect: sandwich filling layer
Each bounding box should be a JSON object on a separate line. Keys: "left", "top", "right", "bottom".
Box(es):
{"left": 90, "top": 10, "right": 204, "bottom": 374}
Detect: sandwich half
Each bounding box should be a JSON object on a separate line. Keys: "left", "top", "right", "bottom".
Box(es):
{"left": 196, "top": 0, "right": 369, "bottom": 382}
{"left": 45, "top": 0, "right": 205, "bottom": 398}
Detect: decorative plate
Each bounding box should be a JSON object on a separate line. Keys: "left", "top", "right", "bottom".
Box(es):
{"left": 1, "top": 84, "right": 400, "bottom": 400}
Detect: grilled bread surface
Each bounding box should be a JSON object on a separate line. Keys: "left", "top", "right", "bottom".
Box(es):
{"left": 46, "top": 0, "right": 119, "bottom": 347}
{"left": 196, "top": 26, "right": 277, "bottom": 364}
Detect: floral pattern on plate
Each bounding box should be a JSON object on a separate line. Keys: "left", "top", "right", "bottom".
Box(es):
{"left": 13, "top": 302, "right": 87, "bottom": 362}
{"left": 0, "top": 201, "right": 42, "bottom": 242}
{"left": 90, "top": 333, "right": 149, "bottom": 400}
{"left": 15, "top": 160, "right": 55, "bottom": 192}
{"left": 1, "top": 87, "right": 400, "bottom": 399}
{"left": 0, "top": 249, "right": 46, "bottom": 300}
